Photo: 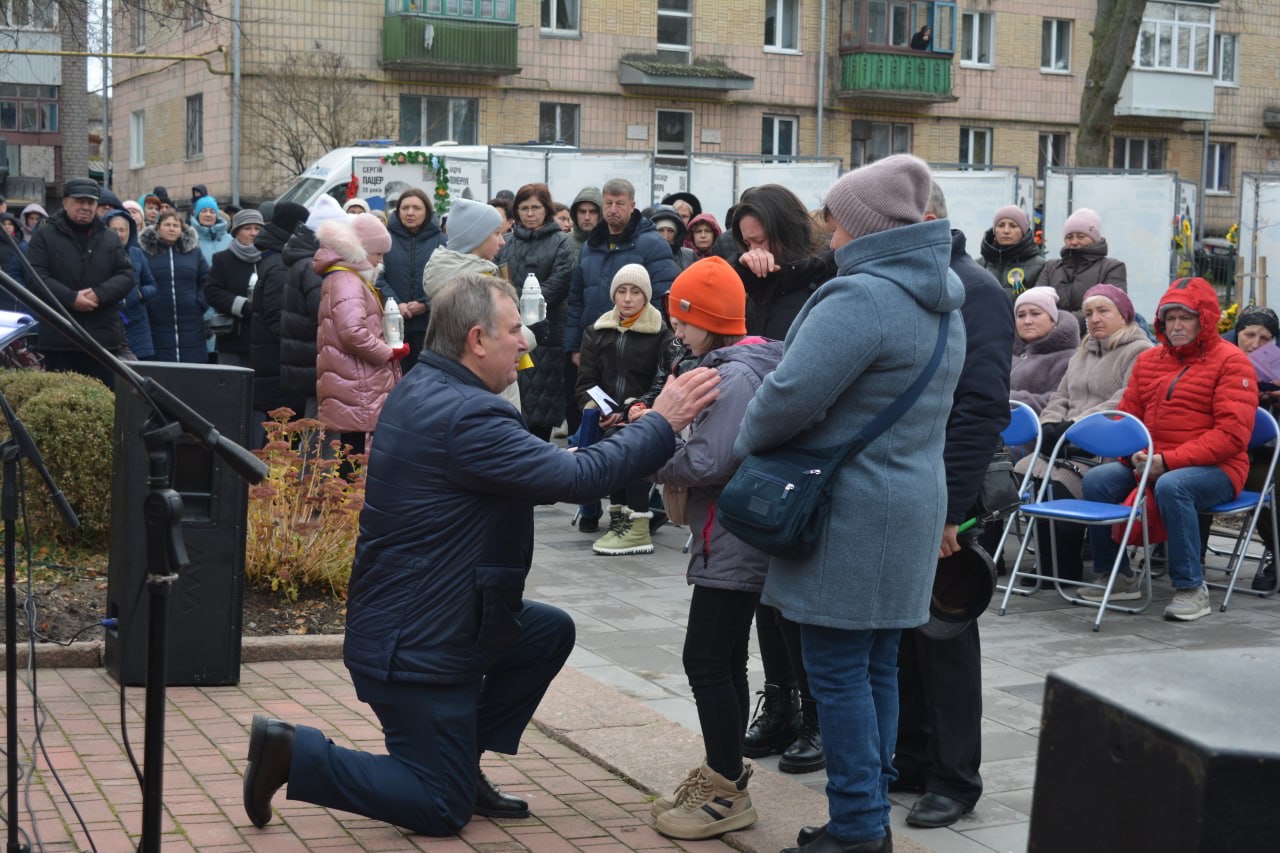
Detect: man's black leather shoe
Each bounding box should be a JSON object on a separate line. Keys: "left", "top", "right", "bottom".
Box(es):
{"left": 243, "top": 714, "right": 295, "bottom": 828}
{"left": 474, "top": 770, "right": 530, "bottom": 818}
{"left": 906, "top": 792, "right": 972, "bottom": 828}
{"left": 797, "top": 823, "right": 892, "bottom": 847}
{"left": 782, "top": 826, "right": 891, "bottom": 852}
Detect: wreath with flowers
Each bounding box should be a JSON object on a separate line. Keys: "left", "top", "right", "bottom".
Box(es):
{"left": 380, "top": 151, "right": 451, "bottom": 213}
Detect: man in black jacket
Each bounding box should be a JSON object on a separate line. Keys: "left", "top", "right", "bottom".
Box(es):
{"left": 278, "top": 196, "right": 344, "bottom": 416}
{"left": 895, "top": 182, "right": 1014, "bottom": 829}
{"left": 26, "top": 177, "right": 135, "bottom": 386}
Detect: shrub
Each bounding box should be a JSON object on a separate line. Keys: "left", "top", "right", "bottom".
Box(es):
{"left": 0, "top": 370, "right": 115, "bottom": 548}
{"left": 245, "top": 409, "right": 364, "bottom": 600}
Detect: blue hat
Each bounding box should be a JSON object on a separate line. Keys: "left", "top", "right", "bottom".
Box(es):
{"left": 193, "top": 196, "right": 219, "bottom": 216}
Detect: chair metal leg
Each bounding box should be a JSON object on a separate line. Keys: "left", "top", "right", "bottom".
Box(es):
{"left": 682, "top": 531, "right": 692, "bottom": 554}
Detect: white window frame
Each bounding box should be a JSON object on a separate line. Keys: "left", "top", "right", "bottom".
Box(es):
{"left": 1214, "top": 33, "right": 1239, "bottom": 86}
{"left": 852, "top": 121, "right": 911, "bottom": 168}
{"left": 538, "top": 102, "right": 579, "bottom": 146}
{"left": 1041, "top": 19, "right": 1071, "bottom": 73}
{"left": 959, "top": 126, "right": 992, "bottom": 167}
{"left": 133, "top": 7, "right": 146, "bottom": 50}
{"left": 185, "top": 94, "right": 203, "bottom": 160}
{"left": 1206, "top": 141, "right": 1233, "bottom": 194}
{"left": 400, "top": 95, "right": 480, "bottom": 145}
{"left": 657, "top": 0, "right": 692, "bottom": 64}
{"left": 655, "top": 109, "right": 694, "bottom": 166}
{"left": 1135, "top": 1, "right": 1214, "bottom": 74}
{"left": 764, "top": 0, "right": 800, "bottom": 53}
{"left": 1113, "top": 136, "right": 1164, "bottom": 170}
{"left": 762, "top": 115, "right": 798, "bottom": 160}
{"left": 1038, "top": 132, "right": 1068, "bottom": 182}
{"left": 540, "top": 0, "right": 579, "bottom": 36}
{"left": 129, "top": 110, "right": 145, "bottom": 169}
{"left": 960, "top": 10, "right": 993, "bottom": 68}
{"left": 2, "top": 0, "right": 56, "bottom": 30}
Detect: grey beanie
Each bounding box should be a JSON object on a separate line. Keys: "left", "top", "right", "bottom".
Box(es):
{"left": 231, "top": 208, "right": 264, "bottom": 235}
{"left": 823, "top": 153, "right": 931, "bottom": 241}
{"left": 446, "top": 197, "right": 504, "bottom": 254}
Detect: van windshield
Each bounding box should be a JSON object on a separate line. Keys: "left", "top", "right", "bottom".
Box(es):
{"left": 276, "top": 177, "right": 323, "bottom": 206}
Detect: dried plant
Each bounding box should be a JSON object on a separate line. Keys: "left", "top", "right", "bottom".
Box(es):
{"left": 245, "top": 409, "right": 365, "bottom": 601}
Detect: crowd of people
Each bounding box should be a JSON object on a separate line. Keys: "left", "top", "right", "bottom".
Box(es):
{"left": 8, "top": 160, "right": 1275, "bottom": 852}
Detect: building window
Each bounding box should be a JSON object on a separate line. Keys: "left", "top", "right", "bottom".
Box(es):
{"left": 657, "top": 0, "right": 692, "bottom": 64}
{"left": 656, "top": 109, "right": 693, "bottom": 166}
{"left": 1, "top": 0, "right": 56, "bottom": 30}
{"left": 399, "top": 95, "right": 479, "bottom": 145}
{"left": 840, "top": 1, "right": 955, "bottom": 53}
{"left": 851, "top": 120, "right": 911, "bottom": 168}
{"left": 185, "top": 95, "right": 203, "bottom": 159}
{"left": 0, "top": 84, "right": 58, "bottom": 132}
{"left": 1038, "top": 132, "right": 1068, "bottom": 181}
{"left": 415, "top": 0, "right": 515, "bottom": 22}
{"left": 762, "top": 115, "right": 798, "bottom": 160}
{"left": 1215, "top": 33, "right": 1238, "bottom": 85}
{"left": 1135, "top": 1, "right": 1213, "bottom": 74}
{"left": 133, "top": 8, "right": 146, "bottom": 49}
{"left": 1113, "top": 137, "right": 1165, "bottom": 170}
{"left": 960, "top": 11, "right": 993, "bottom": 66}
{"left": 1206, "top": 142, "right": 1233, "bottom": 193}
{"left": 184, "top": 0, "right": 208, "bottom": 29}
{"left": 540, "top": 0, "right": 578, "bottom": 33}
{"left": 959, "top": 126, "right": 991, "bottom": 167}
{"left": 539, "top": 103, "right": 579, "bottom": 146}
{"left": 765, "top": 0, "right": 798, "bottom": 51}
{"left": 1041, "top": 19, "right": 1071, "bottom": 72}
{"left": 130, "top": 110, "right": 145, "bottom": 168}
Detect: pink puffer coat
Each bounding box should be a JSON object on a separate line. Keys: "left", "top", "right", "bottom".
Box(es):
{"left": 314, "top": 246, "right": 400, "bottom": 434}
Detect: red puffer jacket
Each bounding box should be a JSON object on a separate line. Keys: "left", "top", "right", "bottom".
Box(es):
{"left": 1118, "top": 276, "right": 1256, "bottom": 492}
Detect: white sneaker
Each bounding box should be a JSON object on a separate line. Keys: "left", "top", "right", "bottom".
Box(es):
{"left": 1164, "top": 585, "right": 1211, "bottom": 622}
{"left": 1078, "top": 572, "right": 1142, "bottom": 602}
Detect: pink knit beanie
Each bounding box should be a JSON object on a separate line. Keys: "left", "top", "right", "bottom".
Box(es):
{"left": 1063, "top": 207, "right": 1102, "bottom": 242}
{"left": 992, "top": 205, "right": 1029, "bottom": 235}
{"left": 350, "top": 212, "right": 392, "bottom": 255}
{"left": 1014, "top": 286, "right": 1058, "bottom": 322}
{"left": 823, "top": 154, "right": 931, "bottom": 241}
{"left": 1083, "top": 283, "right": 1134, "bottom": 323}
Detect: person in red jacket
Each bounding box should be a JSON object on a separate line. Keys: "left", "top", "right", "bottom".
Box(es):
{"left": 1080, "top": 276, "right": 1256, "bottom": 621}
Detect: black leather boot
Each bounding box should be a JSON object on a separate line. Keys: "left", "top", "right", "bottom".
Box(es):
{"left": 742, "top": 683, "right": 800, "bottom": 758}
{"left": 778, "top": 699, "right": 825, "bottom": 773}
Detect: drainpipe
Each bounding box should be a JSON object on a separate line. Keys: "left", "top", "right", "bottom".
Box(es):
{"left": 1197, "top": 119, "right": 1208, "bottom": 244}
{"left": 101, "top": 0, "right": 110, "bottom": 188}
{"left": 816, "top": 0, "right": 827, "bottom": 158}
{"left": 231, "top": 0, "right": 241, "bottom": 205}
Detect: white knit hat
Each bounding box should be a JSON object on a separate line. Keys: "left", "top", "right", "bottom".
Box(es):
{"left": 306, "top": 195, "right": 346, "bottom": 230}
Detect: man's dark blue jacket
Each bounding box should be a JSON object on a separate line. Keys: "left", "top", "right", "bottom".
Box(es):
{"left": 345, "top": 349, "right": 676, "bottom": 684}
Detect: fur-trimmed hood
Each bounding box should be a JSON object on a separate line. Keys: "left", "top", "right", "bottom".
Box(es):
{"left": 592, "top": 301, "right": 664, "bottom": 333}
{"left": 421, "top": 245, "right": 498, "bottom": 300}
{"left": 139, "top": 223, "right": 199, "bottom": 254}
{"left": 314, "top": 218, "right": 373, "bottom": 271}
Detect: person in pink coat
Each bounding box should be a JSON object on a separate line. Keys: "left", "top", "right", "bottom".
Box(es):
{"left": 314, "top": 213, "right": 409, "bottom": 465}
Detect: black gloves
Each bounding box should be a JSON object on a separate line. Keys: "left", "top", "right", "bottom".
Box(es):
{"left": 1039, "top": 420, "right": 1074, "bottom": 455}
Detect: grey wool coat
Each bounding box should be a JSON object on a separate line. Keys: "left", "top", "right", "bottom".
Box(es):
{"left": 1010, "top": 311, "right": 1080, "bottom": 414}
{"left": 735, "top": 219, "right": 967, "bottom": 631}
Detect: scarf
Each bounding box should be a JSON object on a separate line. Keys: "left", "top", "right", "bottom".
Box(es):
{"left": 230, "top": 239, "right": 261, "bottom": 263}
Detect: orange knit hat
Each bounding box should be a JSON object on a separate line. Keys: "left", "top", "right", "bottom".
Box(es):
{"left": 668, "top": 256, "right": 747, "bottom": 335}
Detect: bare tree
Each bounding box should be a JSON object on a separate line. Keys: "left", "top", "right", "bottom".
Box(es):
{"left": 1075, "top": 0, "right": 1148, "bottom": 167}
{"left": 241, "top": 48, "right": 396, "bottom": 195}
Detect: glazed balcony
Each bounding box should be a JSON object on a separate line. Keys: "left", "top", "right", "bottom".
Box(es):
{"left": 382, "top": 0, "right": 519, "bottom": 76}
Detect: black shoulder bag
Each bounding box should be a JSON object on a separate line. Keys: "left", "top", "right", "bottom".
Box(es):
{"left": 716, "top": 312, "right": 951, "bottom": 557}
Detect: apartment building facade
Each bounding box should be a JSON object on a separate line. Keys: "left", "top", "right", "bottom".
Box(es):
{"left": 109, "top": 0, "right": 1277, "bottom": 232}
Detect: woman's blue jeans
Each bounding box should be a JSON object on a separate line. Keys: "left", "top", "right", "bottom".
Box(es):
{"left": 799, "top": 625, "right": 900, "bottom": 844}
{"left": 1082, "top": 462, "right": 1234, "bottom": 589}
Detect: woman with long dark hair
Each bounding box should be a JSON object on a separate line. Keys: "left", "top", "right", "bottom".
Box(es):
{"left": 140, "top": 210, "right": 209, "bottom": 363}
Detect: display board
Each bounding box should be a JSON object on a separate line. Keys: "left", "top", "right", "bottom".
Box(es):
{"left": 930, "top": 168, "right": 1024, "bottom": 254}
{"left": 1044, "top": 169, "right": 1177, "bottom": 320}
{"left": 1238, "top": 174, "right": 1280, "bottom": 308}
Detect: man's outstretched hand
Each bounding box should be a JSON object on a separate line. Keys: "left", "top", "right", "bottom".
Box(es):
{"left": 651, "top": 367, "right": 720, "bottom": 432}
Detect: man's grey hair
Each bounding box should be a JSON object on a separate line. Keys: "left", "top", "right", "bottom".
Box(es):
{"left": 602, "top": 178, "right": 635, "bottom": 199}
{"left": 426, "top": 274, "right": 519, "bottom": 361}
{"left": 925, "top": 181, "right": 948, "bottom": 219}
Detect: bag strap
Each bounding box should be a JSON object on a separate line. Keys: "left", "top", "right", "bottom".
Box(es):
{"left": 830, "top": 310, "right": 952, "bottom": 467}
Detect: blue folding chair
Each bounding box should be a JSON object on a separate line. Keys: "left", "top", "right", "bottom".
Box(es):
{"left": 994, "top": 401, "right": 1041, "bottom": 595}
{"left": 1203, "top": 407, "right": 1280, "bottom": 611}
{"left": 999, "top": 410, "right": 1154, "bottom": 631}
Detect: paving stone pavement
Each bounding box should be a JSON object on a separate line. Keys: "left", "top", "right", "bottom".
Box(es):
{"left": 6, "top": 502, "right": 1279, "bottom": 852}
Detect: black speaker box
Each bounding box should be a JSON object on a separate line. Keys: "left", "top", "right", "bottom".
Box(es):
{"left": 105, "top": 361, "right": 252, "bottom": 686}
{"left": 1029, "top": 647, "right": 1280, "bottom": 852}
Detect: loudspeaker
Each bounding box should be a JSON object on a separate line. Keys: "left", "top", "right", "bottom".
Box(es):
{"left": 1029, "top": 648, "right": 1280, "bottom": 852}
{"left": 105, "top": 362, "right": 252, "bottom": 686}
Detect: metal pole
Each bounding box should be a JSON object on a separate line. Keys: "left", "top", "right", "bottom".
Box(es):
{"left": 230, "top": 0, "right": 241, "bottom": 206}
{"left": 816, "top": 0, "right": 827, "bottom": 158}
{"left": 1197, "top": 119, "right": 1208, "bottom": 244}
{"left": 101, "top": 0, "right": 110, "bottom": 188}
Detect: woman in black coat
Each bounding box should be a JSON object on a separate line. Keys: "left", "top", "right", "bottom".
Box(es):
{"left": 497, "top": 182, "right": 578, "bottom": 440}
{"left": 140, "top": 211, "right": 209, "bottom": 363}
{"left": 376, "top": 188, "right": 442, "bottom": 372}
{"left": 207, "top": 209, "right": 265, "bottom": 368}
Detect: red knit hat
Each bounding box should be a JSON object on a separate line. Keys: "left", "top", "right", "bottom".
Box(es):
{"left": 668, "top": 257, "right": 746, "bottom": 335}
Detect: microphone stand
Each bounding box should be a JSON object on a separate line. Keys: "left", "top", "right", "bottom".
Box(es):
{"left": 0, "top": 242, "right": 266, "bottom": 853}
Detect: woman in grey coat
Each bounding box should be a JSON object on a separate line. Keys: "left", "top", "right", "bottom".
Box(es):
{"left": 736, "top": 156, "right": 965, "bottom": 853}
{"left": 1010, "top": 286, "right": 1079, "bottom": 414}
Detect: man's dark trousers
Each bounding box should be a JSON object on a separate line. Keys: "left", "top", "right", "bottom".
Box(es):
{"left": 286, "top": 600, "right": 575, "bottom": 835}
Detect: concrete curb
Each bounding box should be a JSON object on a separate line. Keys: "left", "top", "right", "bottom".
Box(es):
{"left": 14, "top": 633, "right": 345, "bottom": 669}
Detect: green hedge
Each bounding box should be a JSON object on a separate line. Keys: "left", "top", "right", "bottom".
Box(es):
{"left": 0, "top": 370, "right": 115, "bottom": 548}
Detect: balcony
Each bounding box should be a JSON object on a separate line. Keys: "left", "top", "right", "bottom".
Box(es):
{"left": 617, "top": 57, "right": 754, "bottom": 92}
{"left": 382, "top": 2, "right": 519, "bottom": 76}
{"left": 1115, "top": 68, "right": 1215, "bottom": 121}
{"left": 836, "top": 51, "right": 955, "bottom": 102}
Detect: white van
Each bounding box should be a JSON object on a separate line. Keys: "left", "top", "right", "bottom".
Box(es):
{"left": 274, "top": 144, "right": 492, "bottom": 211}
